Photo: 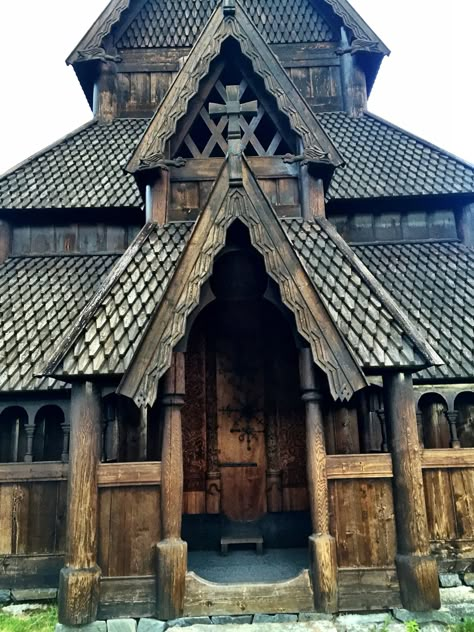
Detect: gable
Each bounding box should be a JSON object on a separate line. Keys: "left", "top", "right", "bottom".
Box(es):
{"left": 127, "top": 1, "right": 343, "bottom": 173}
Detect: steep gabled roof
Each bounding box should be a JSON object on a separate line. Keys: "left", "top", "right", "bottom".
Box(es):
{"left": 3, "top": 112, "right": 474, "bottom": 210}
{"left": 67, "top": 0, "right": 388, "bottom": 64}
{"left": 126, "top": 0, "right": 343, "bottom": 173}
{"left": 118, "top": 159, "right": 367, "bottom": 405}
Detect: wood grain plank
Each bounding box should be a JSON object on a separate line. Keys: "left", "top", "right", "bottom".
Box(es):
{"left": 423, "top": 469, "right": 457, "bottom": 540}
{"left": 0, "top": 463, "right": 68, "bottom": 482}
{"left": 451, "top": 469, "right": 474, "bottom": 539}
{"left": 326, "top": 454, "right": 393, "bottom": 479}
{"left": 97, "top": 462, "right": 161, "bottom": 487}
{"left": 422, "top": 449, "right": 474, "bottom": 469}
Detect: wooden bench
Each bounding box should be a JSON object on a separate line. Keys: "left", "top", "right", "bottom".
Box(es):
{"left": 220, "top": 523, "right": 264, "bottom": 555}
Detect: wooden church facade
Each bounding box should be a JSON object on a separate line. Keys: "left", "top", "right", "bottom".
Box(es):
{"left": 1, "top": 0, "right": 474, "bottom": 625}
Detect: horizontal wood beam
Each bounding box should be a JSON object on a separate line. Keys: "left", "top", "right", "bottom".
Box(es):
{"left": 97, "top": 462, "right": 162, "bottom": 487}
{"left": 170, "top": 157, "right": 299, "bottom": 181}
{"left": 0, "top": 462, "right": 68, "bottom": 482}
{"left": 422, "top": 448, "right": 474, "bottom": 469}
{"left": 326, "top": 454, "right": 393, "bottom": 479}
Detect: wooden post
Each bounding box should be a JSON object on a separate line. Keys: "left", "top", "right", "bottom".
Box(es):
{"left": 156, "top": 352, "right": 187, "bottom": 620}
{"left": 458, "top": 203, "right": 473, "bottom": 247}
{"left": 299, "top": 348, "right": 338, "bottom": 613}
{"left": 299, "top": 139, "right": 326, "bottom": 220}
{"left": 339, "top": 27, "right": 367, "bottom": 117}
{"left": 58, "top": 382, "right": 101, "bottom": 626}
{"left": 0, "top": 221, "right": 11, "bottom": 263}
{"left": 93, "top": 61, "right": 118, "bottom": 124}
{"left": 383, "top": 373, "right": 440, "bottom": 611}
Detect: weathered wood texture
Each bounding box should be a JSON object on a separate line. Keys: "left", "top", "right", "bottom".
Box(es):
{"left": 384, "top": 373, "right": 440, "bottom": 611}
{"left": 58, "top": 382, "right": 101, "bottom": 626}
{"left": 98, "top": 576, "right": 156, "bottom": 619}
{"left": 98, "top": 486, "right": 160, "bottom": 577}
{"left": 423, "top": 466, "right": 474, "bottom": 559}
{"left": 156, "top": 352, "right": 187, "bottom": 619}
{"left": 0, "top": 554, "right": 64, "bottom": 590}
{"left": 97, "top": 462, "right": 161, "bottom": 487}
{"left": 12, "top": 223, "right": 140, "bottom": 255}
{"left": 183, "top": 570, "right": 314, "bottom": 616}
{"left": 338, "top": 568, "right": 401, "bottom": 611}
{"left": 300, "top": 348, "right": 337, "bottom": 613}
{"left": 94, "top": 61, "right": 118, "bottom": 123}
{"left": 0, "top": 482, "right": 67, "bottom": 555}
{"left": 329, "top": 479, "right": 396, "bottom": 567}
{"left": 0, "top": 220, "right": 11, "bottom": 263}
{"left": 117, "top": 71, "right": 175, "bottom": 117}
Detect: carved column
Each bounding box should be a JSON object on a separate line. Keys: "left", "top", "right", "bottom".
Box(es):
{"left": 446, "top": 410, "right": 461, "bottom": 449}
{"left": 383, "top": 372, "right": 440, "bottom": 611}
{"left": 265, "top": 415, "right": 282, "bottom": 512}
{"left": 156, "top": 352, "right": 187, "bottom": 620}
{"left": 299, "top": 348, "right": 338, "bottom": 613}
{"left": 58, "top": 382, "right": 101, "bottom": 626}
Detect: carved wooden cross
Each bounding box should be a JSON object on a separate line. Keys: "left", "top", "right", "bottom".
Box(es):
{"left": 209, "top": 84, "right": 258, "bottom": 184}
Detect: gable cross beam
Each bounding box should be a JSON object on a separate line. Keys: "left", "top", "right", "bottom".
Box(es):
{"left": 209, "top": 85, "right": 257, "bottom": 185}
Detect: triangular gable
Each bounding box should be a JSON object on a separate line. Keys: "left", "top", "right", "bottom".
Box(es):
{"left": 126, "top": 0, "right": 343, "bottom": 173}
{"left": 67, "top": 0, "right": 388, "bottom": 65}
{"left": 118, "top": 157, "right": 367, "bottom": 407}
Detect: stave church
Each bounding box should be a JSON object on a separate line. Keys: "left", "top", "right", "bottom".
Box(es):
{"left": 0, "top": 0, "right": 474, "bottom": 625}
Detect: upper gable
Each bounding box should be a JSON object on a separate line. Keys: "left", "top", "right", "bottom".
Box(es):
{"left": 69, "top": 0, "right": 388, "bottom": 117}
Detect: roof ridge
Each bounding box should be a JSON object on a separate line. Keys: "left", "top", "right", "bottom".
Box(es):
{"left": 314, "top": 215, "right": 444, "bottom": 367}
{"left": 364, "top": 111, "right": 474, "bottom": 171}
{"left": 0, "top": 119, "right": 98, "bottom": 181}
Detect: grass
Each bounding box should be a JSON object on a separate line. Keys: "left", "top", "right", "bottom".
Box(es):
{"left": 449, "top": 619, "right": 474, "bottom": 632}
{"left": 0, "top": 606, "right": 57, "bottom": 631}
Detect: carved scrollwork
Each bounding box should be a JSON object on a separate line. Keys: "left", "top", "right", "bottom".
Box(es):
{"left": 137, "top": 153, "right": 187, "bottom": 172}
{"left": 282, "top": 146, "right": 330, "bottom": 165}
{"left": 76, "top": 47, "right": 122, "bottom": 64}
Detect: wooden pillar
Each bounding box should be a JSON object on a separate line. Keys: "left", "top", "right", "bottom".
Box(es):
{"left": 339, "top": 27, "right": 367, "bottom": 117}
{"left": 156, "top": 351, "right": 187, "bottom": 620}
{"left": 0, "top": 221, "right": 11, "bottom": 263}
{"left": 299, "top": 348, "right": 338, "bottom": 613}
{"left": 458, "top": 203, "right": 473, "bottom": 247}
{"left": 58, "top": 382, "right": 101, "bottom": 626}
{"left": 93, "top": 61, "right": 118, "bottom": 124}
{"left": 383, "top": 373, "right": 440, "bottom": 611}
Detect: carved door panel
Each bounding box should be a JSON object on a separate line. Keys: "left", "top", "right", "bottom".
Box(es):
{"left": 216, "top": 302, "right": 267, "bottom": 522}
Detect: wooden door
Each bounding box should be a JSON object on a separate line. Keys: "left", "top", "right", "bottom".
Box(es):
{"left": 216, "top": 302, "right": 267, "bottom": 521}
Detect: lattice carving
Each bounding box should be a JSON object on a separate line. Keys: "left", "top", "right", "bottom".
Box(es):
{"left": 128, "top": 4, "right": 339, "bottom": 172}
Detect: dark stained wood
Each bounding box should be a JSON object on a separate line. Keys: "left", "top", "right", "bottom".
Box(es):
{"left": 98, "top": 576, "right": 155, "bottom": 619}
{"left": 0, "top": 220, "right": 11, "bottom": 263}
{"left": 150, "top": 171, "right": 169, "bottom": 224}
{"left": 300, "top": 348, "right": 338, "bottom": 613}
{"left": 338, "top": 568, "right": 401, "bottom": 611}
{"left": 183, "top": 570, "right": 313, "bottom": 616}
{"left": 0, "top": 554, "right": 64, "bottom": 590}
{"left": 384, "top": 372, "right": 440, "bottom": 611}
{"left": 58, "top": 382, "right": 101, "bottom": 626}
{"left": 156, "top": 352, "right": 187, "bottom": 620}
{"left": 95, "top": 61, "right": 118, "bottom": 123}
{"left": 170, "top": 156, "right": 299, "bottom": 181}
{"left": 339, "top": 28, "right": 367, "bottom": 116}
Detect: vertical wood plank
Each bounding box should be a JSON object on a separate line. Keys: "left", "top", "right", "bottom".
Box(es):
{"left": 451, "top": 469, "right": 474, "bottom": 538}
{"left": 0, "top": 484, "right": 14, "bottom": 554}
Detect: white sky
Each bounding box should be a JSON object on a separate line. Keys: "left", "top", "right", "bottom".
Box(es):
{"left": 0, "top": 0, "right": 473, "bottom": 176}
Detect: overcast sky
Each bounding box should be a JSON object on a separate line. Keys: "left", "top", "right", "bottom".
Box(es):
{"left": 0, "top": 0, "right": 473, "bottom": 175}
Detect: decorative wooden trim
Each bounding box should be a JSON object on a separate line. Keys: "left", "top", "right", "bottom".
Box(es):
{"left": 170, "top": 156, "right": 299, "bottom": 181}
{"left": 119, "top": 159, "right": 366, "bottom": 407}
{"left": 127, "top": 1, "right": 343, "bottom": 173}
{"left": 183, "top": 570, "right": 314, "bottom": 616}
{"left": 327, "top": 454, "right": 393, "bottom": 479}
{"left": 422, "top": 448, "right": 474, "bottom": 470}
{"left": 0, "top": 462, "right": 67, "bottom": 482}
{"left": 97, "top": 462, "right": 162, "bottom": 487}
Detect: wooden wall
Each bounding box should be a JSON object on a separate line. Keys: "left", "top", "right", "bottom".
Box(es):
{"left": 12, "top": 223, "right": 141, "bottom": 256}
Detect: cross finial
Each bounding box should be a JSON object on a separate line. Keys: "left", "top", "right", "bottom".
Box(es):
{"left": 209, "top": 85, "right": 258, "bottom": 184}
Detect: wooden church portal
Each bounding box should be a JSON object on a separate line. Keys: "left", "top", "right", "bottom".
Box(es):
{"left": 181, "top": 225, "right": 308, "bottom": 523}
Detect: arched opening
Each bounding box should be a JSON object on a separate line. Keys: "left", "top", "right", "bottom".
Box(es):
{"left": 0, "top": 406, "right": 28, "bottom": 462}
{"left": 101, "top": 393, "right": 143, "bottom": 462}
{"left": 454, "top": 392, "right": 474, "bottom": 448}
{"left": 418, "top": 393, "right": 450, "bottom": 449}
{"left": 33, "top": 405, "right": 64, "bottom": 461}
{"left": 182, "top": 222, "right": 311, "bottom": 581}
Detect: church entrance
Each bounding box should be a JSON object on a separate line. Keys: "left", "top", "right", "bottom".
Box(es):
{"left": 181, "top": 223, "right": 311, "bottom": 581}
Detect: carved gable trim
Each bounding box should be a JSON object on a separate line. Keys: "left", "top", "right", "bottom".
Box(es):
{"left": 126, "top": 1, "right": 344, "bottom": 173}
{"left": 118, "top": 159, "right": 367, "bottom": 408}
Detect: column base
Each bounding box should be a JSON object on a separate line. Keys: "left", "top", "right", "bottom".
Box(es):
{"left": 309, "top": 533, "right": 338, "bottom": 613}
{"left": 58, "top": 565, "right": 101, "bottom": 626}
{"left": 396, "top": 553, "right": 440, "bottom": 611}
{"left": 156, "top": 538, "right": 187, "bottom": 620}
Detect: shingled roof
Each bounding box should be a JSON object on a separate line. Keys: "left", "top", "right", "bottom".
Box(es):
{"left": 0, "top": 253, "right": 118, "bottom": 391}
{"left": 2, "top": 113, "right": 474, "bottom": 210}
{"left": 355, "top": 241, "right": 474, "bottom": 382}
{"left": 43, "top": 211, "right": 439, "bottom": 398}
{"left": 67, "top": 0, "right": 388, "bottom": 64}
